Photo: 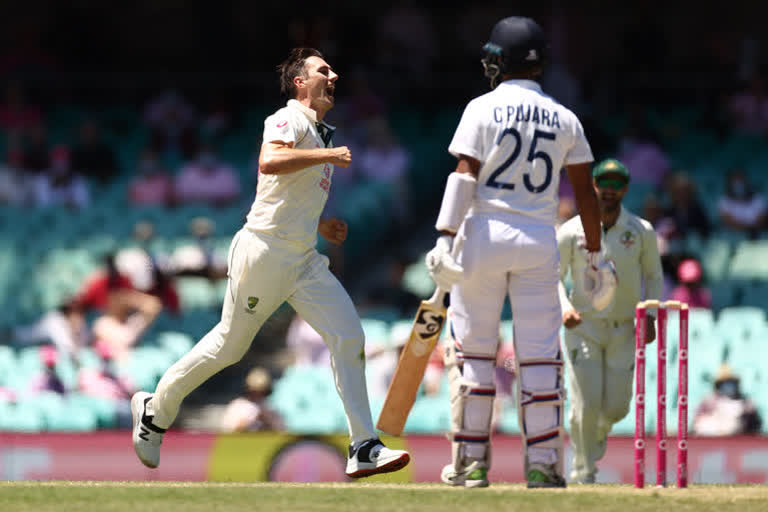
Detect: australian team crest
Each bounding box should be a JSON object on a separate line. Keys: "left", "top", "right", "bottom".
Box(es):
{"left": 247, "top": 296, "right": 259, "bottom": 309}
{"left": 620, "top": 230, "right": 636, "bottom": 248}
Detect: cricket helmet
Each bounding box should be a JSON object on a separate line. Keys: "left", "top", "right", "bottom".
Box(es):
{"left": 482, "top": 16, "right": 548, "bottom": 88}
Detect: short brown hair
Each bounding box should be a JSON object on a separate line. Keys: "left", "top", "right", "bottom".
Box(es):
{"left": 277, "top": 48, "right": 323, "bottom": 98}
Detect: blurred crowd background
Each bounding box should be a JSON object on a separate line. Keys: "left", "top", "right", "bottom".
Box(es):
{"left": 0, "top": 2, "right": 765, "bottom": 438}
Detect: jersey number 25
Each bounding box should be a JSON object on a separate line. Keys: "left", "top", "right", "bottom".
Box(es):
{"left": 486, "top": 128, "right": 555, "bottom": 193}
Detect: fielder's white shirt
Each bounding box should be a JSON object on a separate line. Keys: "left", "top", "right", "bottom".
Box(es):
{"left": 557, "top": 206, "right": 664, "bottom": 320}
{"left": 246, "top": 100, "right": 334, "bottom": 249}
{"left": 449, "top": 79, "right": 593, "bottom": 224}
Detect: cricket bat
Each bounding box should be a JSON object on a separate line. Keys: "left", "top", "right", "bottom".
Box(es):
{"left": 376, "top": 287, "right": 449, "bottom": 436}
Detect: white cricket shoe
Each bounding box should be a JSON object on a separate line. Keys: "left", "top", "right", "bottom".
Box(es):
{"left": 569, "top": 469, "right": 597, "bottom": 484}
{"left": 345, "top": 438, "right": 410, "bottom": 478}
{"left": 131, "top": 392, "right": 166, "bottom": 469}
{"left": 441, "top": 461, "right": 489, "bottom": 488}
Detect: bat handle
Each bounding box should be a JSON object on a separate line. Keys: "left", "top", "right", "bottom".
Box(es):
{"left": 431, "top": 287, "right": 450, "bottom": 308}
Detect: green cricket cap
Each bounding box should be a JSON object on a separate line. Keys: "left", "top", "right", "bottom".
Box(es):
{"left": 592, "top": 158, "right": 630, "bottom": 182}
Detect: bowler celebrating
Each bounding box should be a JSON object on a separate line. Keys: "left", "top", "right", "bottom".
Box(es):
{"left": 131, "top": 48, "right": 409, "bottom": 479}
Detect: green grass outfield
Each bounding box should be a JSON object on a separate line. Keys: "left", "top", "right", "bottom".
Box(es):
{"left": 1, "top": 482, "right": 767, "bottom": 512}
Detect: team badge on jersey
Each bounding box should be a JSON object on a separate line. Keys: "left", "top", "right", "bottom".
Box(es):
{"left": 247, "top": 296, "right": 259, "bottom": 309}
{"left": 620, "top": 230, "right": 636, "bottom": 248}
{"left": 273, "top": 118, "right": 291, "bottom": 138}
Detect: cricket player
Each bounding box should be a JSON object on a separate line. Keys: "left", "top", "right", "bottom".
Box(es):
{"left": 426, "top": 17, "right": 612, "bottom": 488}
{"left": 558, "top": 158, "right": 663, "bottom": 483}
{"left": 131, "top": 48, "right": 409, "bottom": 478}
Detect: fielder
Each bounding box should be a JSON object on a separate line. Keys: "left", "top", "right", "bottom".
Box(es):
{"left": 558, "top": 158, "right": 663, "bottom": 483}
{"left": 131, "top": 48, "right": 409, "bottom": 478}
{"left": 426, "top": 17, "right": 612, "bottom": 488}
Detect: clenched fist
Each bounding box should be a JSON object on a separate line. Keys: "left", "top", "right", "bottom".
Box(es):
{"left": 328, "top": 146, "right": 352, "bottom": 168}
{"left": 562, "top": 309, "right": 582, "bottom": 328}
{"left": 318, "top": 217, "right": 348, "bottom": 245}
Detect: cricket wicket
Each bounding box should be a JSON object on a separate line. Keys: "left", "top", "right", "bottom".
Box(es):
{"left": 634, "top": 300, "right": 689, "bottom": 489}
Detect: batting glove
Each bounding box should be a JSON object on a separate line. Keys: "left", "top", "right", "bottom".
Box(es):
{"left": 425, "top": 235, "right": 464, "bottom": 291}
{"left": 584, "top": 250, "right": 618, "bottom": 311}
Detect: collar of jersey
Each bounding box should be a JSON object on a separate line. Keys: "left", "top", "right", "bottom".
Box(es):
{"left": 287, "top": 99, "right": 320, "bottom": 122}
{"left": 603, "top": 205, "right": 629, "bottom": 232}
{"left": 499, "top": 79, "right": 542, "bottom": 93}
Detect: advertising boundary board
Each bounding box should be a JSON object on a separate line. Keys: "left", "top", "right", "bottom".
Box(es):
{"left": 1, "top": 433, "right": 767, "bottom": 483}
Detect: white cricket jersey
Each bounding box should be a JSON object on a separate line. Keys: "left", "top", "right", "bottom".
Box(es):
{"left": 246, "top": 99, "right": 334, "bottom": 249}
{"left": 557, "top": 206, "right": 664, "bottom": 320}
{"left": 449, "top": 79, "right": 593, "bottom": 224}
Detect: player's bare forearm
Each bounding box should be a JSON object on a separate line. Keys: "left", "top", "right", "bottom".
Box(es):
{"left": 259, "top": 141, "right": 351, "bottom": 174}
{"left": 455, "top": 154, "right": 481, "bottom": 178}
{"left": 566, "top": 162, "right": 601, "bottom": 251}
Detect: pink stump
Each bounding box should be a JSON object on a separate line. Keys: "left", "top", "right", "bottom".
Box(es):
{"left": 677, "top": 306, "right": 689, "bottom": 488}
{"left": 634, "top": 306, "right": 647, "bottom": 488}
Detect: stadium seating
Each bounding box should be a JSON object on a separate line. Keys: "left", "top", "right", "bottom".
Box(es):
{"left": 1, "top": 104, "right": 768, "bottom": 436}
{"left": 360, "top": 318, "right": 391, "bottom": 347}
{"left": 0, "top": 401, "right": 45, "bottom": 432}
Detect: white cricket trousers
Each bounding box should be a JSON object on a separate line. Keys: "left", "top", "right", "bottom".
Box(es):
{"left": 451, "top": 212, "right": 563, "bottom": 464}
{"left": 562, "top": 317, "right": 635, "bottom": 479}
{"left": 147, "top": 229, "right": 377, "bottom": 443}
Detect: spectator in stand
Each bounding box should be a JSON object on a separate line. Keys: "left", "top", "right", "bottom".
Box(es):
{"left": 145, "top": 265, "right": 181, "bottom": 316}
{"left": 28, "top": 346, "right": 67, "bottom": 395}
{"left": 77, "top": 253, "right": 134, "bottom": 313}
{"left": 174, "top": 144, "right": 241, "bottom": 207}
{"left": 200, "top": 101, "right": 234, "bottom": 142}
{"left": 669, "top": 258, "right": 712, "bottom": 309}
{"left": 116, "top": 223, "right": 181, "bottom": 315}
{"left": 0, "top": 144, "right": 27, "bottom": 205}
{"left": 219, "top": 367, "right": 284, "bottom": 433}
{"left": 30, "top": 145, "right": 90, "bottom": 210}
{"left": 70, "top": 118, "right": 119, "bottom": 184}
{"left": 285, "top": 313, "right": 329, "bottom": 368}
{"left": 615, "top": 110, "right": 671, "bottom": 188}
{"left": 662, "top": 172, "right": 712, "bottom": 239}
{"left": 170, "top": 216, "right": 227, "bottom": 280}
{"left": 0, "top": 81, "right": 42, "bottom": 137}
{"left": 642, "top": 196, "right": 670, "bottom": 237}
{"left": 693, "top": 364, "right": 762, "bottom": 436}
{"left": 78, "top": 343, "right": 135, "bottom": 427}
{"left": 144, "top": 88, "right": 198, "bottom": 160}
{"left": 717, "top": 168, "right": 767, "bottom": 238}
{"left": 92, "top": 289, "right": 163, "bottom": 360}
{"left": 358, "top": 117, "right": 411, "bottom": 225}
{"left": 13, "top": 299, "right": 89, "bottom": 359}
{"left": 642, "top": 195, "right": 682, "bottom": 297}
{"left": 115, "top": 222, "right": 159, "bottom": 292}
{"left": 725, "top": 75, "right": 768, "bottom": 136}
{"left": 128, "top": 149, "right": 174, "bottom": 206}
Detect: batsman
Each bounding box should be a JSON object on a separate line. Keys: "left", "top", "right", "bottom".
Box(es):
{"left": 557, "top": 158, "right": 663, "bottom": 483}
{"left": 425, "top": 17, "right": 613, "bottom": 488}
